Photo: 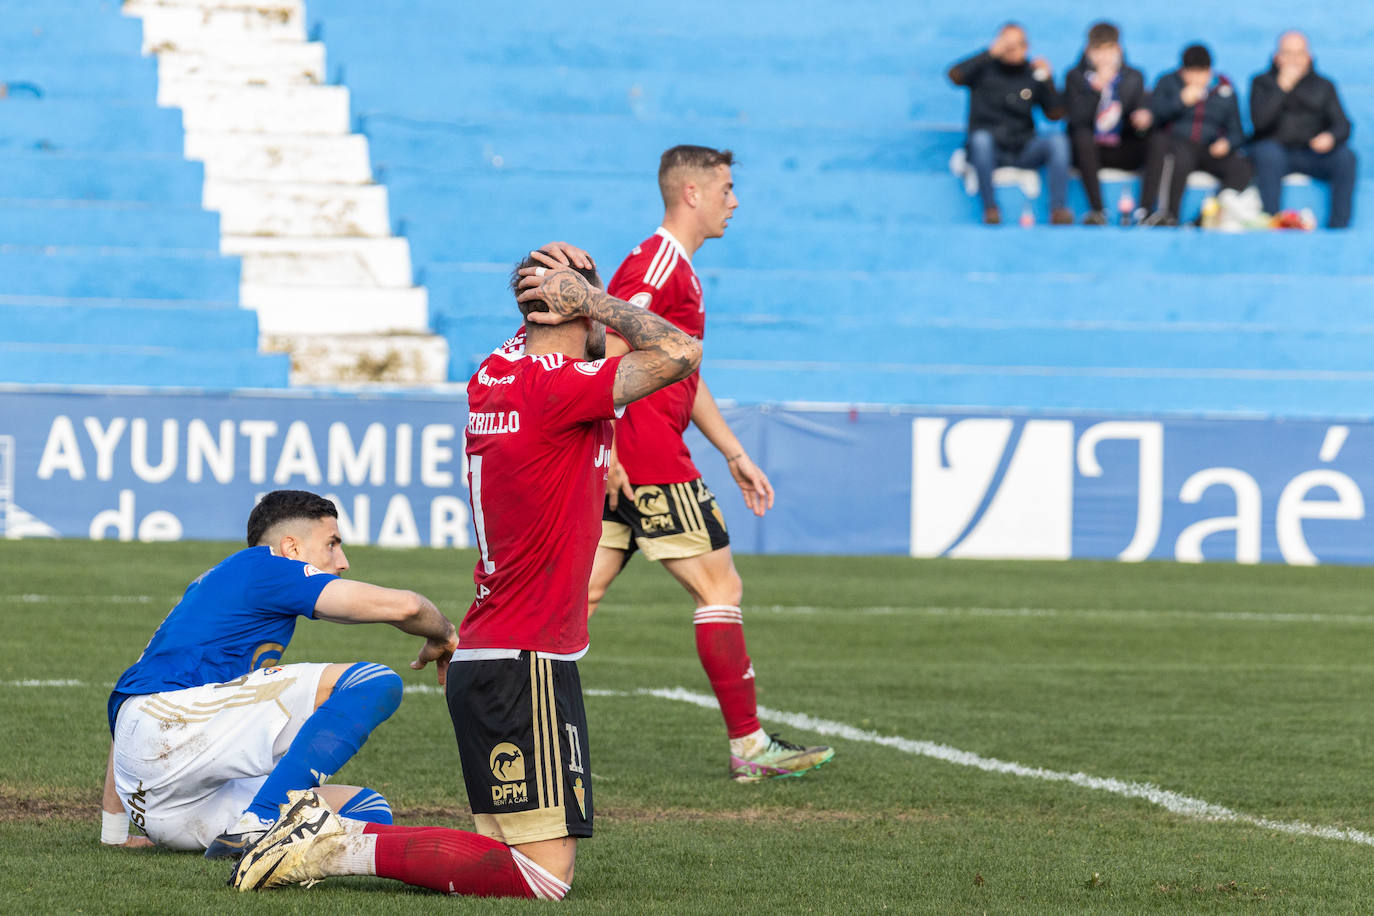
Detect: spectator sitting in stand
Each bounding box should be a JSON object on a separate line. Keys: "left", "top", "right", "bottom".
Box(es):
{"left": 1064, "top": 21, "right": 1153, "bottom": 225}
{"left": 948, "top": 23, "right": 1071, "bottom": 225}
{"left": 1139, "top": 44, "right": 1251, "bottom": 226}
{"left": 1249, "top": 31, "right": 1356, "bottom": 228}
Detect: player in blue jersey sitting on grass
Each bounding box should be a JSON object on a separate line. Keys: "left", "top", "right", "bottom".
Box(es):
{"left": 99, "top": 489, "right": 458, "bottom": 857}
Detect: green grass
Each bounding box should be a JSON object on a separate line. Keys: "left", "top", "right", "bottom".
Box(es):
{"left": 4, "top": 540, "right": 1374, "bottom": 912}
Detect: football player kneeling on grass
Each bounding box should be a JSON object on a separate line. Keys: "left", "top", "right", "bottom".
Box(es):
{"left": 229, "top": 242, "right": 700, "bottom": 899}
{"left": 100, "top": 489, "right": 457, "bottom": 856}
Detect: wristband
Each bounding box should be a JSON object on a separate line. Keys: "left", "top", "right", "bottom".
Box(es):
{"left": 101, "top": 809, "right": 130, "bottom": 845}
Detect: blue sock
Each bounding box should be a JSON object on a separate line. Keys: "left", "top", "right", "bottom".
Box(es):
{"left": 336, "top": 787, "right": 393, "bottom": 824}
{"left": 246, "top": 662, "right": 402, "bottom": 822}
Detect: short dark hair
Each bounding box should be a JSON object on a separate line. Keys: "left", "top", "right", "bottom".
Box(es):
{"left": 1182, "top": 44, "right": 1212, "bottom": 69}
{"left": 246, "top": 489, "right": 337, "bottom": 546}
{"left": 658, "top": 145, "right": 734, "bottom": 204}
{"left": 509, "top": 251, "right": 602, "bottom": 319}
{"left": 1087, "top": 22, "right": 1120, "bottom": 47}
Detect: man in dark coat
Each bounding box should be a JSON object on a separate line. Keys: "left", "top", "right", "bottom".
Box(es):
{"left": 948, "top": 23, "right": 1071, "bottom": 225}
{"left": 1249, "top": 31, "right": 1356, "bottom": 228}
{"left": 1140, "top": 44, "right": 1251, "bottom": 226}
{"left": 1064, "top": 22, "right": 1153, "bottom": 224}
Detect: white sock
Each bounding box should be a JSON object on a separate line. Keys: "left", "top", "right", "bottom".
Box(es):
{"left": 511, "top": 848, "right": 571, "bottom": 901}
{"left": 231, "top": 811, "right": 274, "bottom": 834}
{"left": 326, "top": 833, "right": 378, "bottom": 877}
{"left": 730, "top": 727, "right": 770, "bottom": 758}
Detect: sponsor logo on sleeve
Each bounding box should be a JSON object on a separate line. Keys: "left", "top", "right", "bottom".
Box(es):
{"left": 629, "top": 292, "right": 652, "bottom": 309}
{"left": 574, "top": 359, "right": 607, "bottom": 376}
{"left": 303, "top": 564, "right": 323, "bottom": 576}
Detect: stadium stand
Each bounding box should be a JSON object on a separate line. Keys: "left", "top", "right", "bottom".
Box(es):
{"left": 3, "top": 1, "right": 1371, "bottom": 413}
{"left": 302, "top": 0, "right": 1374, "bottom": 416}
{"left": 0, "top": 1, "right": 287, "bottom": 388}
{"left": 123, "top": 0, "right": 448, "bottom": 383}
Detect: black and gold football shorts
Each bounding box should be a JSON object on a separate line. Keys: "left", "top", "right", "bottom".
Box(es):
{"left": 600, "top": 477, "right": 730, "bottom": 561}
{"left": 445, "top": 652, "right": 592, "bottom": 845}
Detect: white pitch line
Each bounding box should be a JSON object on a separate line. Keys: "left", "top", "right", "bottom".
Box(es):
{"left": 587, "top": 686, "right": 1374, "bottom": 849}
{"left": 13, "top": 678, "right": 1373, "bottom": 845}
{"left": 754, "top": 605, "right": 1374, "bottom": 625}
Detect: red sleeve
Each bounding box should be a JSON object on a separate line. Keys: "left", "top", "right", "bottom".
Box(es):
{"left": 606, "top": 247, "right": 666, "bottom": 341}
{"left": 541, "top": 355, "right": 624, "bottom": 430}
{"left": 607, "top": 247, "right": 660, "bottom": 309}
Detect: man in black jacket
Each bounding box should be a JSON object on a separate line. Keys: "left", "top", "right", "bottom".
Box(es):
{"left": 1249, "top": 31, "right": 1356, "bottom": 228}
{"left": 1064, "top": 22, "right": 1153, "bottom": 224}
{"left": 948, "top": 23, "right": 1071, "bottom": 225}
{"left": 1140, "top": 44, "right": 1251, "bottom": 226}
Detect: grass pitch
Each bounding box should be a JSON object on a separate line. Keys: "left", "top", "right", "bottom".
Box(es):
{"left": 4, "top": 540, "right": 1374, "bottom": 913}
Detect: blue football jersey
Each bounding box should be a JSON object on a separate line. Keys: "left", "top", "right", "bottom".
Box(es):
{"left": 107, "top": 546, "right": 337, "bottom": 732}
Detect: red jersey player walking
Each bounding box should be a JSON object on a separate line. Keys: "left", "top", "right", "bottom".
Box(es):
{"left": 591, "top": 146, "right": 835, "bottom": 782}
{"left": 231, "top": 243, "right": 701, "bottom": 900}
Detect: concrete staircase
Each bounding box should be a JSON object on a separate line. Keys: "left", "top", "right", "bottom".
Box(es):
{"left": 123, "top": 0, "right": 447, "bottom": 384}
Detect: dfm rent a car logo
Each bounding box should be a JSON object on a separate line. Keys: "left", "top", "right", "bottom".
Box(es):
{"left": 911, "top": 418, "right": 1365, "bottom": 565}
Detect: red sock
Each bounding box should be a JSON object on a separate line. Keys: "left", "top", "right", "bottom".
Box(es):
{"left": 694, "top": 605, "right": 761, "bottom": 739}
{"left": 366, "top": 825, "right": 537, "bottom": 899}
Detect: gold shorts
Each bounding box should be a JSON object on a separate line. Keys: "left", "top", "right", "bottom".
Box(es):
{"left": 600, "top": 478, "right": 730, "bottom": 561}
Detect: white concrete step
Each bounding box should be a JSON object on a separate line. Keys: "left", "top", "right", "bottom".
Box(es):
{"left": 185, "top": 132, "right": 372, "bottom": 183}
{"left": 206, "top": 180, "right": 391, "bottom": 237}
{"left": 129, "top": 4, "right": 306, "bottom": 52}
{"left": 224, "top": 236, "right": 414, "bottom": 287}
{"left": 156, "top": 42, "right": 325, "bottom": 86}
{"left": 243, "top": 285, "right": 430, "bottom": 335}
{"left": 160, "top": 84, "right": 350, "bottom": 135}
{"left": 126, "top": 0, "right": 302, "bottom": 13}
{"left": 264, "top": 333, "right": 450, "bottom": 385}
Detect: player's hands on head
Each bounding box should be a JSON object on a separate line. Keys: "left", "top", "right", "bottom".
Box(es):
{"left": 518, "top": 250, "right": 595, "bottom": 324}
{"left": 536, "top": 241, "right": 595, "bottom": 271}
{"left": 728, "top": 453, "right": 775, "bottom": 517}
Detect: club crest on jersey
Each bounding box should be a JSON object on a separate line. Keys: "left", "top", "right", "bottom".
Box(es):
{"left": 629, "top": 292, "right": 652, "bottom": 309}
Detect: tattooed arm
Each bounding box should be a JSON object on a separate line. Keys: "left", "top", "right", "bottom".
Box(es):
{"left": 517, "top": 258, "right": 702, "bottom": 407}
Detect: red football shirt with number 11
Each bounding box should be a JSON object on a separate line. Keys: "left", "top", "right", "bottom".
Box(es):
{"left": 461, "top": 332, "right": 624, "bottom": 656}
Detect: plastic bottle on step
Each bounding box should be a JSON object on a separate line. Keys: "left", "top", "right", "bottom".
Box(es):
{"left": 1019, "top": 205, "right": 1035, "bottom": 228}
{"left": 1118, "top": 189, "right": 1136, "bottom": 226}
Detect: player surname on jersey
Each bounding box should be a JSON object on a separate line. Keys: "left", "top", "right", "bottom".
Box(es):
{"left": 466, "top": 412, "right": 522, "bottom": 436}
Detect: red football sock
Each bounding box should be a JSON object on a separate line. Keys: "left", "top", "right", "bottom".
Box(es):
{"left": 694, "top": 605, "right": 761, "bottom": 739}
{"left": 366, "top": 825, "right": 557, "bottom": 899}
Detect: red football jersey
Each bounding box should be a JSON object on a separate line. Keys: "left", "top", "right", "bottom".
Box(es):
{"left": 607, "top": 228, "right": 704, "bottom": 484}
{"left": 461, "top": 332, "right": 623, "bottom": 655}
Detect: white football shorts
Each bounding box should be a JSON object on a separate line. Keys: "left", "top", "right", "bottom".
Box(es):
{"left": 110, "top": 662, "right": 330, "bottom": 851}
